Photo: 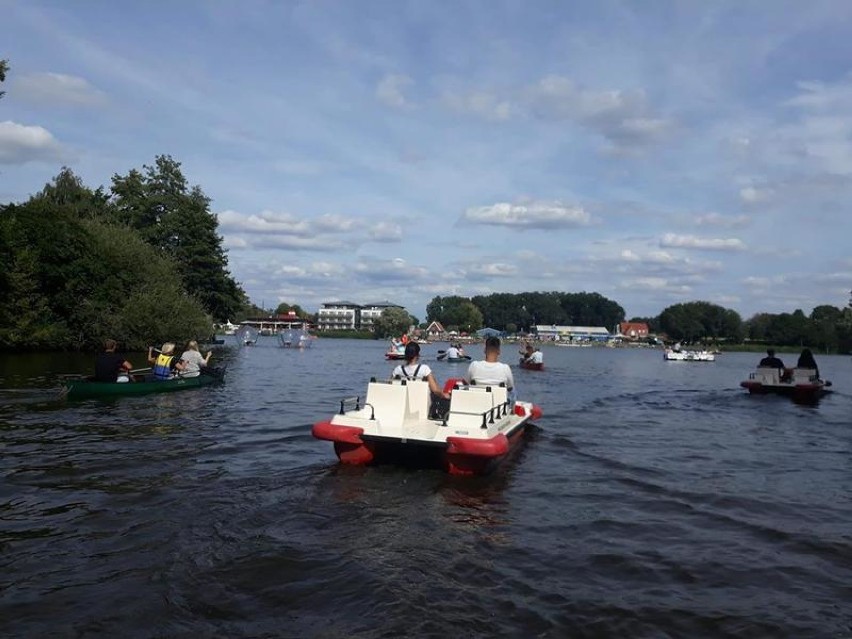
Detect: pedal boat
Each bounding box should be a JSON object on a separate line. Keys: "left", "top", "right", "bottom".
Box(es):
{"left": 663, "top": 348, "right": 715, "bottom": 362}
{"left": 312, "top": 377, "right": 542, "bottom": 475}
{"left": 740, "top": 367, "right": 832, "bottom": 404}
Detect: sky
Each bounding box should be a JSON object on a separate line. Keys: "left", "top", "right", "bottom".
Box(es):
{"left": 2, "top": 0, "right": 852, "bottom": 322}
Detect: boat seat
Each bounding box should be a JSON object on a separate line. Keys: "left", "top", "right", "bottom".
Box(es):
{"left": 447, "top": 387, "right": 498, "bottom": 430}
{"left": 364, "top": 381, "right": 408, "bottom": 429}
{"left": 404, "top": 380, "right": 431, "bottom": 420}
{"left": 791, "top": 368, "right": 818, "bottom": 383}
{"left": 753, "top": 367, "right": 782, "bottom": 384}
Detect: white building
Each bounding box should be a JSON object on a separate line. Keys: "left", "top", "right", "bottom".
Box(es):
{"left": 534, "top": 324, "right": 611, "bottom": 342}
{"left": 359, "top": 301, "right": 404, "bottom": 331}
{"left": 317, "top": 301, "right": 361, "bottom": 331}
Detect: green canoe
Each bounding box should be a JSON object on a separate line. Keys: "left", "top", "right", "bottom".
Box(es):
{"left": 63, "top": 369, "right": 224, "bottom": 400}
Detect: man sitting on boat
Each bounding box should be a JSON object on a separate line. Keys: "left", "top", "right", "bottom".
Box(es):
{"left": 758, "top": 348, "right": 785, "bottom": 369}
{"left": 95, "top": 339, "right": 133, "bottom": 383}
{"left": 466, "top": 336, "right": 515, "bottom": 397}
{"left": 445, "top": 343, "right": 461, "bottom": 359}
{"left": 148, "top": 343, "right": 187, "bottom": 380}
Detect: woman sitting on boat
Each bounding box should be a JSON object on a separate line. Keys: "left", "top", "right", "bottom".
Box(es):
{"left": 179, "top": 340, "right": 212, "bottom": 378}
{"left": 796, "top": 348, "right": 820, "bottom": 379}
{"left": 392, "top": 342, "right": 450, "bottom": 398}
{"left": 147, "top": 343, "right": 187, "bottom": 380}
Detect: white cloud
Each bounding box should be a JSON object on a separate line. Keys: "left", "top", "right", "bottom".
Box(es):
{"left": 13, "top": 72, "right": 106, "bottom": 106}
{"left": 442, "top": 90, "right": 512, "bottom": 121}
{"left": 218, "top": 210, "right": 312, "bottom": 236}
{"left": 367, "top": 221, "right": 403, "bottom": 242}
{"left": 660, "top": 233, "right": 746, "bottom": 251}
{"left": 526, "top": 75, "right": 672, "bottom": 149}
{"left": 463, "top": 201, "right": 592, "bottom": 229}
{"left": 376, "top": 73, "right": 413, "bottom": 109}
{"left": 694, "top": 212, "right": 751, "bottom": 228}
{"left": 0, "top": 120, "right": 66, "bottom": 164}
{"left": 462, "top": 262, "right": 518, "bottom": 278}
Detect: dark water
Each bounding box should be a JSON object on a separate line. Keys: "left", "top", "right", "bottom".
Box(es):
{"left": 1, "top": 339, "right": 851, "bottom": 638}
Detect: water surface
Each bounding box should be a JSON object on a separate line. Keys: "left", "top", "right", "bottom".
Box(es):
{"left": 1, "top": 340, "right": 851, "bottom": 638}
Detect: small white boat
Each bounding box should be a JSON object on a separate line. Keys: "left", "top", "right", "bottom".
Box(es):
{"left": 740, "top": 367, "right": 832, "bottom": 404}
{"left": 312, "top": 377, "right": 543, "bottom": 475}
{"left": 663, "top": 348, "right": 715, "bottom": 362}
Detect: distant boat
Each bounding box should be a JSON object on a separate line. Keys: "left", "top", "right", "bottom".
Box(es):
{"left": 663, "top": 348, "right": 715, "bottom": 362}
{"left": 740, "top": 367, "right": 832, "bottom": 404}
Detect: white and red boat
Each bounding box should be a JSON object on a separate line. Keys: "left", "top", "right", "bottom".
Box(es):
{"left": 312, "top": 377, "right": 542, "bottom": 475}
{"left": 740, "top": 367, "right": 832, "bottom": 403}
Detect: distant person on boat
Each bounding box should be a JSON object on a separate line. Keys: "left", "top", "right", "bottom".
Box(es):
{"left": 179, "top": 340, "right": 212, "bottom": 378}
{"left": 392, "top": 342, "right": 450, "bottom": 398}
{"left": 446, "top": 343, "right": 468, "bottom": 359}
{"left": 466, "top": 336, "right": 515, "bottom": 394}
{"left": 147, "top": 343, "right": 187, "bottom": 380}
{"left": 758, "top": 348, "right": 785, "bottom": 369}
{"left": 520, "top": 342, "right": 534, "bottom": 362}
{"left": 796, "top": 348, "right": 820, "bottom": 379}
{"left": 528, "top": 346, "right": 543, "bottom": 365}
{"left": 94, "top": 339, "right": 133, "bottom": 383}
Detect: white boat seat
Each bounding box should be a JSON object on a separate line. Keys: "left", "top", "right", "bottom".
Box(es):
{"left": 792, "top": 368, "right": 818, "bottom": 382}
{"left": 364, "top": 381, "right": 408, "bottom": 428}
{"left": 447, "top": 387, "right": 501, "bottom": 430}
{"left": 753, "top": 368, "right": 781, "bottom": 384}
{"left": 403, "top": 380, "right": 431, "bottom": 420}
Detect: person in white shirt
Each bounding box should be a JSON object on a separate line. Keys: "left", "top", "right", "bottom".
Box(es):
{"left": 445, "top": 344, "right": 460, "bottom": 359}
{"left": 529, "top": 347, "right": 543, "bottom": 365}
{"left": 179, "top": 340, "right": 212, "bottom": 378}
{"left": 392, "top": 342, "right": 449, "bottom": 397}
{"left": 465, "top": 337, "right": 514, "bottom": 392}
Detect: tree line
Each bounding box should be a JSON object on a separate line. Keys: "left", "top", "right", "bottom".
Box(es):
{"left": 422, "top": 293, "right": 852, "bottom": 352}
{"left": 0, "top": 159, "right": 247, "bottom": 351}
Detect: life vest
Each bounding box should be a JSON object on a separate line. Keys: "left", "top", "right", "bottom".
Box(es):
{"left": 153, "top": 353, "right": 174, "bottom": 380}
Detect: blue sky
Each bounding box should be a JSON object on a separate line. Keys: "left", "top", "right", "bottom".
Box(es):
{"left": 2, "top": 1, "right": 852, "bottom": 321}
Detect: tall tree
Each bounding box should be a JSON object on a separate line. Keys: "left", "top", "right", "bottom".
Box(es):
{"left": 0, "top": 59, "right": 8, "bottom": 100}
{"left": 109, "top": 155, "right": 247, "bottom": 320}
{"left": 373, "top": 307, "right": 414, "bottom": 338}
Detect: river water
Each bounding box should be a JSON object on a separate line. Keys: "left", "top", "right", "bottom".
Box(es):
{"left": 1, "top": 339, "right": 850, "bottom": 638}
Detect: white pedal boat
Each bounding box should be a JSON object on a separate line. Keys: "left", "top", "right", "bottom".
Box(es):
{"left": 740, "top": 367, "right": 832, "bottom": 404}
{"left": 312, "top": 377, "right": 542, "bottom": 476}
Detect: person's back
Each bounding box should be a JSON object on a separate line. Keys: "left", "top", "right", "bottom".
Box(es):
{"left": 179, "top": 340, "right": 212, "bottom": 378}
{"left": 466, "top": 336, "right": 514, "bottom": 390}
{"left": 94, "top": 339, "right": 131, "bottom": 382}
{"left": 446, "top": 345, "right": 460, "bottom": 359}
{"left": 796, "top": 348, "right": 819, "bottom": 378}
{"left": 530, "top": 348, "right": 543, "bottom": 364}
{"left": 758, "top": 349, "right": 785, "bottom": 369}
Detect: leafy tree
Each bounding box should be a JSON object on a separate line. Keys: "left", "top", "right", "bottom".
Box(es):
{"left": 659, "top": 301, "right": 742, "bottom": 343}
{"left": 0, "top": 59, "right": 8, "bottom": 100}
{"left": 373, "top": 307, "right": 414, "bottom": 338}
{"left": 274, "top": 302, "right": 308, "bottom": 318}
{"left": 0, "top": 170, "right": 212, "bottom": 350}
{"left": 109, "top": 155, "right": 247, "bottom": 321}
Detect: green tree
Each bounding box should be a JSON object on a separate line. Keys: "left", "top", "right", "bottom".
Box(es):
{"left": 0, "top": 58, "right": 8, "bottom": 100}
{"left": 274, "top": 302, "right": 308, "bottom": 318}
{"left": 373, "top": 307, "right": 414, "bottom": 338}
{"left": 0, "top": 169, "right": 212, "bottom": 350}
{"left": 109, "top": 155, "right": 247, "bottom": 321}
{"left": 659, "top": 301, "right": 742, "bottom": 343}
